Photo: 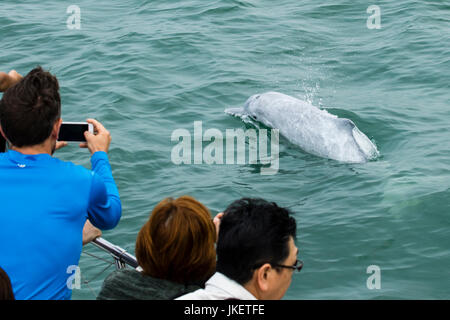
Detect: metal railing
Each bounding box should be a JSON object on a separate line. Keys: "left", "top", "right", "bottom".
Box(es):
{"left": 77, "top": 237, "right": 140, "bottom": 298}
{"left": 91, "top": 237, "right": 139, "bottom": 270}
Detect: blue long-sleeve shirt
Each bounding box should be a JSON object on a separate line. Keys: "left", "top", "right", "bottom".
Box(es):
{"left": 0, "top": 150, "right": 121, "bottom": 300}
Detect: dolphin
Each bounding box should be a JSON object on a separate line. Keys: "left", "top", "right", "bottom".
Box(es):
{"left": 225, "top": 91, "right": 379, "bottom": 163}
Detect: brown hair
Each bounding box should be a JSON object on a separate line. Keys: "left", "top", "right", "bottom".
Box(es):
{"left": 0, "top": 66, "right": 61, "bottom": 147}
{"left": 135, "top": 196, "right": 216, "bottom": 285}
{"left": 0, "top": 267, "right": 15, "bottom": 300}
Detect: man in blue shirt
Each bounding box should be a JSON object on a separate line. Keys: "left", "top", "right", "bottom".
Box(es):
{"left": 0, "top": 66, "right": 122, "bottom": 299}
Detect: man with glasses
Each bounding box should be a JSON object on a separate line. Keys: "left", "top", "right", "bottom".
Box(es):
{"left": 177, "top": 198, "right": 301, "bottom": 300}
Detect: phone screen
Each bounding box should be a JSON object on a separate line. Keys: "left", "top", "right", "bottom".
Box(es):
{"left": 58, "top": 123, "right": 89, "bottom": 142}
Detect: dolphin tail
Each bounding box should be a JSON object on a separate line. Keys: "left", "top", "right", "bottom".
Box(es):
{"left": 351, "top": 126, "right": 380, "bottom": 160}
{"left": 338, "top": 118, "right": 379, "bottom": 161}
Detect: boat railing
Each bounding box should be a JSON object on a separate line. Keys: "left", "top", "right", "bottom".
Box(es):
{"left": 91, "top": 237, "right": 140, "bottom": 270}
{"left": 74, "top": 237, "right": 142, "bottom": 299}
{"left": 76, "top": 237, "right": 140, "bottom": 298}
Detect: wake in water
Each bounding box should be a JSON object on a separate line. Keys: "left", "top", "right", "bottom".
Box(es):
{"left": 226, "top": 92, "right": 379, "bottom": 163}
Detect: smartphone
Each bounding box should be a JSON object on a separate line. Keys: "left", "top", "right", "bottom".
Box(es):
{"left": 58, "top": 122, "right": 94, "bottom": 142}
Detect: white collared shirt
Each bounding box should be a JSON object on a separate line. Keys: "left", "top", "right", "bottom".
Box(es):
{"left": 176, "top": 272, "right": 257, "bottom": 300}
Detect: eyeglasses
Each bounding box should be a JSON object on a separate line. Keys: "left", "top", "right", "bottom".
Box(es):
{"left": 273, "top": 259, "right": 303, "bottom": 272}
{"left": 253, "top": 259, "right": 303, "bottom": 273}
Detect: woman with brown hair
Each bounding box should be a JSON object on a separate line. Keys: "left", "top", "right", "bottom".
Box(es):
{"left": 97, "top": 196, "right": 217, "bottom": 300}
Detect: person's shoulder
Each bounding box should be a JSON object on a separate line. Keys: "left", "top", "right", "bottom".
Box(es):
{"left": 103, "top": 268, "right": 140, "bottom": 283}
{"left": 176, "top": 273, "right": 255, "bottom": 300}
{"left": 97, "top": 269, "right": 142, "bottom": 300}
{"left": 52, "top": 156, "right": 93, "bottom": 178}
{"left": 175, "top": 288, "right": 207, "bottom": 300}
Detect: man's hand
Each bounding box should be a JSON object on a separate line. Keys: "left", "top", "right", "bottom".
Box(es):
{"left": 79, "top": 118, "right": 112, "bottom": 155}
{"left": 0, "top": 72, "right": 7, "bottom": 91}
{"left": 82, "top": 220, "right": 102, "bottom": 245}
{"left": 55, "top": 141, "right": 68, "bottom": 151}
{"left": 213, "top": 212, "right": 224, "bottom": 242}
{"left": 0, "top": 70, "right": 23, "bottom": 92}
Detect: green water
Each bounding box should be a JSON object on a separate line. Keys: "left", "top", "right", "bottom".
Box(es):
{"left": 1, "top": 0, "right": 449, "bottom": 299}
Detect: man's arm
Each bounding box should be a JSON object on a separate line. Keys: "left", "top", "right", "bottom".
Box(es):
{"left": 82, "top": 119, "right": 122, "bottom": 230}
{"left": 87, "top": 152, "right": 122, "bottom": 229}
{"left": 82, "top": 220, "right": 102, "bottom": 245}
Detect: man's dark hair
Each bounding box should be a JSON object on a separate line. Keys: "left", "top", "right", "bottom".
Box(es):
{"left": 0, "top": 66, "right": 61, "bottom": 148}
{"left": 216, "top": 198, "right": 297, "bottom": 285}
